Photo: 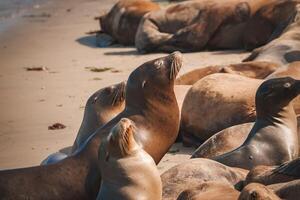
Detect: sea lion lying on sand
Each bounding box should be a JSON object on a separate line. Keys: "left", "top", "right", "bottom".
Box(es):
{"left": 97, "top": 0, "right": 160, "bottom": 46}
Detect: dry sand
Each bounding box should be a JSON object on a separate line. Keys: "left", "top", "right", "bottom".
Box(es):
{"left": 0, "top": 0, "right": 249, "bottom": 173}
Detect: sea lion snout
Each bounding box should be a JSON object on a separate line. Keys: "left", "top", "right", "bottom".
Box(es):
{"left": 119, "top": 118, "right": 134, "bottom": 132}
{"left": 167, "top": 51, "right": 183, "bottom": 80}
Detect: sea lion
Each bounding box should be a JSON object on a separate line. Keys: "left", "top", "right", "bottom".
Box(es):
{"left": 97, "top": 118, "right": 162, "bottom": 200}
{"left": 177, "top": 181, "right": 240, "bottom": 200}
{"left": 245, "top": 157, "right": 300, "bottom": 186}
{"left": 161, "top": 158, "right": 248, "bottom": 200}
{"left": 244, "top": 3, "right": 300, "bottom": 65}
{"left": 71, "top": 82, "right": 126, "bottom": 153}
{"left": 242, "top": 0, "right": 298, "bottom": 50}
{"left": 175, "top": 61, "right": 279, "bottom": 85}
{"left": 0, "top": 52, "right": 182, "bottom": 199}
{"left": 135, "top": 0, "right": 253, "bottom": 53}
{"left": 213, "top": 77, "right": 300, "bottom": 170}
{"left": 268, "top": 179, "right": 300, "bottom": 200}
{"left": 41, "top": 82, "right": 126, "bottom": 165}
{"left": 98, "top": 0, "right": 160, "bottom": 46}
{"left": 239, "top": 183, "right": 281, "bottom": 200}
{"left": 135, "top": 0, "right": 297, "bottom": 53}
{"left": 181, "top": 73, "right": 261, "bottom": 146}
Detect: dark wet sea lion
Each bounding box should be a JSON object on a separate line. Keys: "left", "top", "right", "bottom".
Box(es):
{"left": 161, "top": 158, "right": 248, "bottom": 200}
{"left": 177, "top": 181, "right": 240, "bottom": 200}
{"left": 0, "top": 52, "right": 182, "bottom": 199}
{"left": 239, "top": 183, "right": 281, "bottom": 200}
{"left": 99, "top": 0, "right": 160, "bottom": 46}
{"left": 246, "top": 157, "right": 300, "bottom": 186}
{"left": 181, "top": 73, "right": 261, "bottom": 146}
{"left": 175, "top": 61, "right": 279, "bottom": 85}
{"left": 269, "top": 179, "right": 300, "bottom": 200}
{"left": 213, "top": 77, "right": 300, "bottom": 170}
{"left": 97, "top": 118, "right": 161, "bottom": 200}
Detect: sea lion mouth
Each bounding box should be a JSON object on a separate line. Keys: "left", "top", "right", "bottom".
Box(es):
{"left": 169, "top": 51, "right": 183, "bottom": 80}
{"left": 111, "top": 81, "right": 126, "bottom": 106}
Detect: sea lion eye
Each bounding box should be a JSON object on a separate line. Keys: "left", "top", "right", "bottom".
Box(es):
{"left": 284, "top": 82, "right": 291, "bottom": 88}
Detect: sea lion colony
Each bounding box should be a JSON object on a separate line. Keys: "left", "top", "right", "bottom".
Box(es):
{"left": 3, "top": 0, "right": 300, "bottom": 199}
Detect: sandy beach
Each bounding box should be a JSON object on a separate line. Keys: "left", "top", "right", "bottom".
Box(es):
{"left": 0, "top": 0, "right": 249, "bottom": 173}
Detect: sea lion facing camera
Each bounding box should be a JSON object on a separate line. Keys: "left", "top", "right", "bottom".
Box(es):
{"left": 0, "top": 52, "right": 182, "bottom": 199}
{"left": 214, "top": 77, "right": 300, "bottom": 170}
{"left": 97, "top": 118, "right": 162, "bottom": 200}
{"left": 98, "top": 0, "right": 160, "bottom": 46}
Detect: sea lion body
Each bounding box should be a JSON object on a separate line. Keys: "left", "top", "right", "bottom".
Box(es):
{"left": 0, "top": 53, "right": 182, "bottom": 199}
{"left": 97, "top": 118, "right": 161, "bottom": 200}
{"left": 175, "top": 61, "right": 278, "bottom": 85}
{"left": 269, "top": 179, "right": 300, "bottom": 200}
{"left": 99, "top": 0, "right": 160, "bottom": 46}
{"left": 214, "top": 77, "right": 300, "bottom": 170}
{"left": 181, "top": 73, "right": 261, "bottom": 146}
{"left": 161, "top": 158, "right": 247, "bottom": 200}
{"left": 177, "top": 181, "right": 240, "bottom": 200}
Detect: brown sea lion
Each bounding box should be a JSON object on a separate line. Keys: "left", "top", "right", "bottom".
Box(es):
{"left": 213, "top": 77, "right": 300, "bottom": 170}
{"left": 177, "top": 181, "right": 240, "bottom": 200}
{"left": 269, "top": 179, "right": 300, "bottom": 200}
{"left": 181, "top": 73, "right": 261, "bottom": 146}
{"left": 239, "top": 183, "right": 281, "bottom": 200}
{"left": 71, "top": 82, "right": 126, "bottom": 153}
{"left": 41, "top": 82, "right": 126, "bottom": 165}
{"left": 244, "top": 3, "right": 300, "bottom": 65}
{"left": 0, "top": 52, "right": 182, "bottom": 199}
{"left": 96, "top": 118, "right": 162, "bottom": 200}
{"left": 245, "top": 157, "right": 300, "bottom": 186}
{"left": 161, "top": 158, "right": 248, "bottom": 200}
{"left": 98, "top": 0, "right": 160, "bottom": 46}
{"left": 175, "top": 61, "right": 279, "bottom": 85}
{"left": 135, "top": 0, "right": 297, "bottom": 53}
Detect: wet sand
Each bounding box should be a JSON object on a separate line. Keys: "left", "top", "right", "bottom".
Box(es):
{"left": 0, "top": 0, "right": 249, "bottom": 173}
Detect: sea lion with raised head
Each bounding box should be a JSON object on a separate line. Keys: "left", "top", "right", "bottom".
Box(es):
{"left": 161, "top": 158, "right": 248, "bottom": 200}
{"left": 177, "top": 181, "right": 240, "bottom": 200}
{"left": 175, "top": 61, "right": 279, "bottom": 85}
{"left": 98, "top": 0, "right": 160, "bottom": 46}
{"left": 0, "top": 52, "right": 182, "bottom": 199}
{"left": 97, "top": 118, "right": 162, "bottom": 200}
{"left": 245, "top": 157, "right": 300, "bottom": 186}
{"left": 213, "top": 77, "right": 300, "bottom": 170}
{"left": 181, "top": 73, "right": 261, "bottom": 146}
{"left": 239, "top": 183, "right": 281, "bottom": 200}
{"left": 41, "top": 82, "right": 126, "bottom": 165}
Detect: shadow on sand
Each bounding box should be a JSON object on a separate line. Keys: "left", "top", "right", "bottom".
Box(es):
{"left": 76, "top": 35, "right": 98, "bottom": 48}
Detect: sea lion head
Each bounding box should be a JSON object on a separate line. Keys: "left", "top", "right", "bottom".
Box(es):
{"left": 104, "top": 118, "right": 139, "bottom": 160}
{"left": 256, "top": 77, "right": 300, "bottom": 115}
{"left": 239, "top": 183, "right": 281, "bottom": 200}
{"left": 91, "top": 81, "right": 126, "bottom": 112}
{"left": 126, "top": 52, "right": 182, "bottom": 107}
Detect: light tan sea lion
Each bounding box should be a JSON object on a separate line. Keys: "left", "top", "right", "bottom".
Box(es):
{"left": 98, "top": 0, "right": 160, "bottom": 46}
{"left": 0, "top": 52, "right": 182, "bottom": 199}
{"left": 181, "top": 73, "right": 261, "bottom": 146}
{"left": 244, "top": 3, "right": 300, "bottom": 65}
{"left": 245, "top": 157, "right": 300, "bottom": 186}
{"left": 96, "top": 118, "right": 162, "bottom": 200}
{"left": 135, "top": 0, "right": 297, "bottom": 53}
{"left": 161, "top": 158, "right": 248, "bottom": 200}
{"left": 175, "top": 61, "right": 279, "bottom": 85}
{"left": 239, "top": 183, "right": 281, "bottom": 200}
{"left": 177, "top": 181, "right": 240, "bottom": 200}
{"left": 213, "top": 77, "right": 300, "bottom": 170}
